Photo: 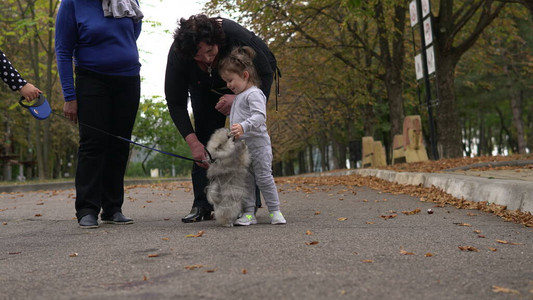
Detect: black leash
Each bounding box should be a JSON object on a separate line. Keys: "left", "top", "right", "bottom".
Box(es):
{"left": 50, "top": 111, "right": 205, "bottom": 164}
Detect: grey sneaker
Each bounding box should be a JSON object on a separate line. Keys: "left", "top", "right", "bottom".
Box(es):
{"left": 269, "top": 211, "right": 286, "bottom": 225}
{"left": 234, "top": 213, "right": 257, "bottom": 226}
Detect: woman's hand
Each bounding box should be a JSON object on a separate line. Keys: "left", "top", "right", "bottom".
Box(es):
{"left": 215, "top": 94, "right": 236, "bottom": 115}
{"left": 185, "top": 133, "right": 209, "bottom": 168}
{"left": 63, "top": 100, "right": 78, "bottom": 124}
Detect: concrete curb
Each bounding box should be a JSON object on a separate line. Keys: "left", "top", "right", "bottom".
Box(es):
{"left": 342, "top": 169, "right": 533, "bottom": 214}
{"left": 0, "top": 178, "right": 188, "bottom": 194}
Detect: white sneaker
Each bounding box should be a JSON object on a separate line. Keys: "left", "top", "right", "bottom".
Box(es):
{"left": 234, "top": 213, "right": 257, "bottom": 226}
{"left": 269, "top": 211, "right": 286, "bottom": 225}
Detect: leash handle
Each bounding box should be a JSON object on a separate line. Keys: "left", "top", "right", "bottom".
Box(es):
{"left": 18, "top": 94, "right": 45, "bottom": 108}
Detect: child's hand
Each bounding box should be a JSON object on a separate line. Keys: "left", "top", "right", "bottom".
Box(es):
{"left": 19, "top": 83, "right": 42, "bottom": 101}
{"left": 230, "top": 124, "right": 244, "bottom": 139}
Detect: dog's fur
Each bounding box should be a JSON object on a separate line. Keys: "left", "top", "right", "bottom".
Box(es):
{"left": 205, "top": 128, "right": 251, "bottom": 227}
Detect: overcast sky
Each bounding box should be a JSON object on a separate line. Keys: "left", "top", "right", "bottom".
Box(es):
{"left": 137, "top": 0, "right": 208, "bottom": 99}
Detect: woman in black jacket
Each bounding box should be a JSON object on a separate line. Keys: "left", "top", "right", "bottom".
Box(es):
{"left": 164, "top": 14, "right": 277, "bottom": 223}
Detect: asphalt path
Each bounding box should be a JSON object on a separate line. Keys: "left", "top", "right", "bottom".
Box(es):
{"left": 0, "top": 180, "right": 532, "bottom": 299}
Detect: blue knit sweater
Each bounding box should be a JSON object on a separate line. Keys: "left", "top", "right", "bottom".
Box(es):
{"left": 55, "top": 0, "right": 142, "bottom": 101}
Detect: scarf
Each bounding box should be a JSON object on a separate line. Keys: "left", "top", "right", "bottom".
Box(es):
{"left": 102, "top": 0, "right": 144, "bottom": 23}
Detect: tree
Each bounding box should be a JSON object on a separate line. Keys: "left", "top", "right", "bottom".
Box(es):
{"left": 432, "top": 0, "right": 506, "bottom": 158}
{"left": 131, "top": 97, "right": 192, "bottom": 176}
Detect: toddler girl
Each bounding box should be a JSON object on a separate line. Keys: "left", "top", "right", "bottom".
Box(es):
{"left": 218, "top": 46, "right": 286, "bottom": 225}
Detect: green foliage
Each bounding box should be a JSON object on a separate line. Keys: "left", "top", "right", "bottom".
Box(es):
{"left": 125, "top": 161, "right": 145, "bottom": 177}
{"left": 131, "top": 96, "right": 192, "bottom": 177}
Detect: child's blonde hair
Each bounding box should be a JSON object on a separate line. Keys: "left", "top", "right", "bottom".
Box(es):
{"left": 219, "top": 46, "right": 261, "bottom": 87}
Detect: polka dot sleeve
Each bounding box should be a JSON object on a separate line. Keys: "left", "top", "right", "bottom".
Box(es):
{"left": 0, "top": 50, "right": 28, "bottom": 91}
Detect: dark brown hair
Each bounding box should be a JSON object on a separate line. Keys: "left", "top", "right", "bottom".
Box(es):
{"left": 173, "top": 14, "right": 225, "bottom": 58}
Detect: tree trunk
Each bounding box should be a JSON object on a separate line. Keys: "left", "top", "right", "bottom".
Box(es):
{"left": 283, "top": 157, "right": 294, "bottom": 176}
{"left": 298, "top": 150, "right": 307, "bottom": 174}
{"left": 477, "top": 112, "right": 485, "bottom": 156}
{"left": 508, "top": 83, "right": 526, "bottom": 154}
{"left": 308, "top": 145, "right": 315, "bottom": 173}
{"left": 434, "top": 0, "right": 506, "bottom": 158}
{"left": 434, "top": 56, "right": 463, "bottom": 158}
{"left": 375, "top": 1, "right": 406, "bottom": 140}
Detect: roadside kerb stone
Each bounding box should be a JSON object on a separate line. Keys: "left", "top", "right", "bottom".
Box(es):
{"left": 0, "top": 178, "right": 186, "bottom": 193}
{"left": 350, "top": 169, "right": 533, "bottom": 213}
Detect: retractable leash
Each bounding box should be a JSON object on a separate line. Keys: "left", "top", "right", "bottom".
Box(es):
{"left": 19, "top": 95, "right": 206, "bottom": 164}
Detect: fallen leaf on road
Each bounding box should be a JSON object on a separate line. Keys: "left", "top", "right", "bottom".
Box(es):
{"left": 162, "top": 237, "right": 170, "bottom": 241}
{"left": 306, "top": 241, "right": 319, "bottom": 245}
{"left": 489, "top": 248, "right": 497, "bottom": 252}
{"left": 425, "top": 253, "right": 434, "bottom": 257}
{"left": 337, "top": 217, "right": 348, "bottom": 221}
{"left": 36, "top": 202, "right": 44, "bottom": 206}
{"left": 34, "top": 214, "right": 42, "bottom": 217}
{"left": 458, "top": 246, "right": 479, "bottom": 252}
{"left": 361, "top": 259, "right": 374, "bottom": 263}
{"left": 241, "top": 269, "right": 247, "bottom": 274}
{"left": 402, "top": 208, "right": 421, "bottom": 215}
{"left": 478, "top": 235, "right": 486, "bottom": 238}
{"left": 147, "top": 254, "right": 159, "bottom": 258}
{"left": 2, "top": 222, "right": 6, "bottom": 225}
{"left": 9, "top": 252, "right": 21, "bottom": 255}
{"left": 473, "top": 230, "right": 481, "bottom": 234}
{"left": 305, "top": 230, "right": 312, "bottom": 235}
{"left": 205, "top": 269, "right": 217, "bottom": 273}
{"left": 314, "top": 211, "right": 321, "bottom": 215}
{"left": 380, "top": 214, "right": 397, "bottom": 220}
{"left": 400, "top": 249, "right": 415, "bottom": 255}
{"left": 496, "top": 240, "right": 522, "bottom": 245}
{"left": 455, "top": 223, "right": 472, "bottom": 227}
{"left": 492, "top": 285, "right": 520, "bottom": 295}
{"left": 186, "top": 230, "right": 205, "bottom": 238}
{"left": 143, "top": 275, "right": 148, "bottom": 281}
{"left": 467, "top": 212, "right": 477, "bottom": 216}
{"left": 185, "top": 264, "right": 203, "bottom": 270}
{"left": 69, "top": 253, "right": 78, "bottom": 257}
{"left": 366, "top": 221, "right": 375, "bottom": 224}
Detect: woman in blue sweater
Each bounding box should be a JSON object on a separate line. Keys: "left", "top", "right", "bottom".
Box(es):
{"left": 55, "top": 0, "right": 143, "bottom": 228}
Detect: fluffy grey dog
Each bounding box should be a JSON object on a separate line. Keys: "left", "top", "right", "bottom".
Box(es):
{"left": 205, "top": 128, "right": 251, "bottom": 227}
